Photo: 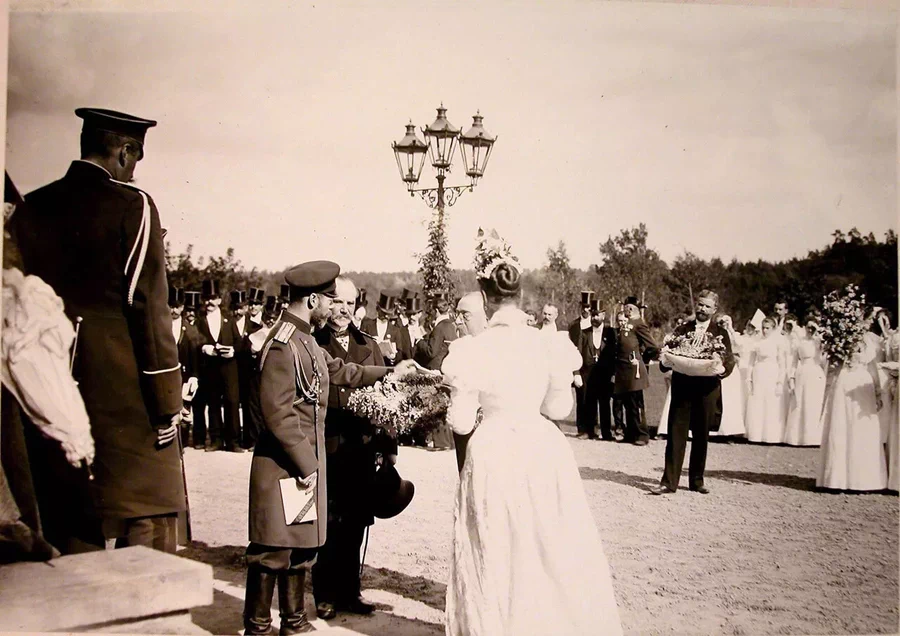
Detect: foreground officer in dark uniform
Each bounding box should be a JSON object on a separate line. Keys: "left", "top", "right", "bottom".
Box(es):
{"left": 312, "top": 276, "right": 398, "bottom": 620}
{"left": 244, "top": 261, "right": 418, "bottom": 635}
{"left": 13, "top": 108, "right": 185, "bottom": 553}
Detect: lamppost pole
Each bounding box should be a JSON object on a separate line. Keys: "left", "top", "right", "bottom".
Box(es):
{"left": 392, "top": 104, "right": 497, "bottom": 304}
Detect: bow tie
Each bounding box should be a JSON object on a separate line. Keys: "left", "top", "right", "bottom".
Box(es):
{"left": 333, "top": 329, "right": 349, "bottom": 338}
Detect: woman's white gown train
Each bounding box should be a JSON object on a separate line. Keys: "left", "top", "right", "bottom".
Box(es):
{"left": 442, "top": 307, "right": 622, "bottom": 636}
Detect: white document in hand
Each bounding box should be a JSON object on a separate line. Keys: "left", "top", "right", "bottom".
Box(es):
{"left": 279, "top": 477, "right": 317, "bottom": 524}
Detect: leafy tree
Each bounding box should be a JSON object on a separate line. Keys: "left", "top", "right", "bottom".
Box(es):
{"left": 415, "top": 210, "right": 455, "bottom": 316}
{"left": 535, "top": 241, "right": 583, "bottom": 325}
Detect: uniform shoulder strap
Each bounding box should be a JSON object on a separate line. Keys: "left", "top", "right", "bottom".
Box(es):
{"left": 273, "top": 321, "right": 296, "bottom": 344}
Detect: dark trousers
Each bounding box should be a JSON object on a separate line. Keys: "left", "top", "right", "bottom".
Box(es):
{"left": 194, "top": 363, "right": 240, "bottom": 447}
{"left": 617, "top": 391, "right": 648, "bottom": 442}
{"left": 243, "top": 366, "right": 263, "bottom": 448}
{"left": 660, "top": 384, "right": 720, "bottom": 491}
{"left": 574, "top": 384, "right": 589, "bottom": 435}
{"left": 312, "top": 518, "right": 366, "bottom": 603}
{"left": 583, "top": 375, "right": 614, "bottom": 439}
{"left": 246, "top": 543, "right": 319, "bottom": 572}
{"left": 113, "top": 513, "right": 178, "bottom": 553}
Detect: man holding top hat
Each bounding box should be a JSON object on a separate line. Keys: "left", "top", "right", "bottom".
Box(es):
{"left": 194, "top": 278, "right": 244, "bottom": 452}
{"left": 244, "top": 261, "right": 419, "bottom": 635}
{"left": 13, "top": 107, "right": 185, "bottom": 553}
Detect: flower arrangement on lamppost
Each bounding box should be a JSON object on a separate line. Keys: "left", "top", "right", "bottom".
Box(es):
{"left": 392, "top": 104, "right": 496, "bottom": 307}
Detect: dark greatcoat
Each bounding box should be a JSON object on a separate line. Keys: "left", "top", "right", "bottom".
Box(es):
{"left": 249, "top": 312, "right": 389, "bottom": 549}
{"left": 613, "top": 318, "right": 659, "bottom": 395}
{"left": 15, "top": 160, "right": 185, "bottom": 523}
{"left": 314, "top": 325, "right": 398, "bottom": 526}
{"left": 414, "top": 317, "right": 458, "bottom": 371}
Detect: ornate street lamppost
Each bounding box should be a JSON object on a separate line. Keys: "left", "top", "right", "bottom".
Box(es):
{"left": 392, "top": 104, "right": 496, "bottom": 302}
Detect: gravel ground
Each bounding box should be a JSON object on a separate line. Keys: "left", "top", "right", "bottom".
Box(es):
{"left": 178, "top": 374, "right": 899, "bottom": 636}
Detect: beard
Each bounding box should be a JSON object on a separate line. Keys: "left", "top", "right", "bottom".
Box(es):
{"left": 311, "top": 305, "right": 330, "bottom": 328}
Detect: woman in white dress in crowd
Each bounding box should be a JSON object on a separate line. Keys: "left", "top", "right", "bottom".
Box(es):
{"left": 713, "top": 314, "right": 746, "bottom": 438}
{"left": 745, "top": 317, "right": 788, "bottom": 443}
{"left": 817, "top": 316, "right": 887, "bottom": 491}
{"left": 783, "top": 318, "right": 827, "bottom": 446}
{"left": 442, "top": 232, "right": 622, "bottom": 636}
{"left": 873, "top": 309, "right": 899, "bottom": 493}
{"left": 737, "top": 320, "right": 760, "bottom": 417}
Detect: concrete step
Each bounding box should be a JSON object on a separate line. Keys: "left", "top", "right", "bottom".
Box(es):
{"left": 0, "top": 545, "right": 213, "bottom": 633}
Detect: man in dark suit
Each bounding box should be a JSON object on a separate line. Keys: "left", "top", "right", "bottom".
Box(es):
{"left": 239, "top": 288, "right": 267, "bottom": 449}
{"left": 613, "top": 297, "right": 659, "bottom": 446}
{"left": 183, "top": 290, "right": 201, "bottom": 326}
{"left": 414, "top": 292, "right": 458, "bottom": 372}
{"left": 568, "top": 290, "right": 594, "bottom": 347}
{"left": 577, "top": 301, "right": 617, "bottom": 441}
{"left": 312, "top": 276, "right": 398, "bottom": 620}
{"left": 244, "top": 261, "right": 417, "bottom": 635}
{"left": 13, "top": 108, "right": 185, "bottom": 553}
{"left": 652, "top": 290, "right": 735, "bottom": 495}
{"left": 194, "top": 279, "right": 244, "bottom": 453}
{"left": 169, "top": 287, "right": 200, "bottom": 448}
{"left": 360, "top": 293, "right": 410, "bottom": 366}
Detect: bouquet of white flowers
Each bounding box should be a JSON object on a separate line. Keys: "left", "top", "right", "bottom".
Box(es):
{"left": 659, "top": 330, "right": 727, "bottom": 377}
{"left": 345, "top": 374, "right": 450, "bottom": 438}
{"left": 819, "top": 285, "right": 871, "bottom": 369}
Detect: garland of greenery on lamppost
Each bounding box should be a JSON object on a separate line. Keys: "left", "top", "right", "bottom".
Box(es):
{"left": 392, "top": 105, "right": 496, "bottom": 313}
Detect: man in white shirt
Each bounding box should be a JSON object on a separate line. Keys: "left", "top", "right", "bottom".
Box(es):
{"left": 194, "top": 279, "right": 243, "bottom": 452}
{"left": 773, "top": 300, "right": 789, "bottom": 333}
{"left": 539, "top": 304, "right": 559, "bottom": 332}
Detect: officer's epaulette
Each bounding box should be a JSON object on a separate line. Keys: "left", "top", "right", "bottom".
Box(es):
{"left": 273, "top": 322, "right": 296, "bottom": 344}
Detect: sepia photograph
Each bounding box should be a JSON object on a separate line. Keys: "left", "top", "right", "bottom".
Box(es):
{"left": 1, "top": 1, "right": 897, "bottom": 634}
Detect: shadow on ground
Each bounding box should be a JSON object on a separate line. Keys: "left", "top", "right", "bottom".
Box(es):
{"left": 579, "top": 466, "right": 659, "bottom": 491}
{"left": 704, "top": 469, "right": 817, "bottom": 492}
{"left": 177, "top": 542, "right": 445, "bottom": 635}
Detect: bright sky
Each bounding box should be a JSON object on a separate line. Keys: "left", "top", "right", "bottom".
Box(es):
{"left": 6, "top": 1, "right": 897, "bottom": 273}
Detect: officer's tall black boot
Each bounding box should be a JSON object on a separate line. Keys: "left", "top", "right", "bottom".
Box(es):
{"left": 277, "top": 570, "right": 314, "bottom": 634}
{"left": 243, "top": 566, "right": 277, "bottom": 635}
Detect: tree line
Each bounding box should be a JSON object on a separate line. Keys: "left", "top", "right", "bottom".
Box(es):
{"left": 166, "top": 225, "right": 897, "bottom": 331}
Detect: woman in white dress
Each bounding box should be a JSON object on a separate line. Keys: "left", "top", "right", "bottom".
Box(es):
{"left": 713, "top": 315, "right": 746, "bottom": 438}
{"left": 745, "top": 318, "right": 788, "bottom": 443}
{"left": 873, "top": 310, "right": 899, "bottom": 493}
{"left": 442, "top": 234, "right": 622, "bottom": 636}
{"left": 783, "top": 320, "right": 827, "bottom": 446}
{"left": 817, "top": 327, "right": 887, "bottom": 491}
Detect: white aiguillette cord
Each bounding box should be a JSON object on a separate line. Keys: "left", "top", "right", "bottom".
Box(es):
{"left": 68, "top": 315, "right": 94, "bottom": 481}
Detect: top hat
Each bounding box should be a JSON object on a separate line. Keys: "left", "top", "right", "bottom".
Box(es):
{"left": 590, "top": 299, "right": 603, "bottom": 314}
{"left": 400, "top": 288, "right": 415, "bottom": 300}
{"left": 230, "top": 289, "right": 247, "bottom": 307}
{"left": 248, "top": 287, "right": 265, "bottom": 304}
{"left": 264, "top": 295, "right": 278, "bottom": 314}
{"left": 168, "top": 286, "right": 185, "bottom": 307}
{"left": 357, "top": 287, "right": 368, "bottom": 307}
{"left": 405, "top": 296, "right": 423, "bottom": 314}
{"left": 280, "top": 284, "right": 291, "bottom": 302}
{"left": 184, "top": 291, "right": 201, "bottom": 309}
{"left": 377, "top": 292, "right": 397, "bottom": 315}
{"left": 580, "top": 290, "right": 595, "bottom": 306}
{"left": 202, "top": 279, "right": 221, "bottom": 299}
{"left": 370, "top": 463, "right": 415, "bottom": 520}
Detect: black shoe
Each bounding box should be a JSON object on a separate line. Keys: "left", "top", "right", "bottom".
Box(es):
{"left": 633, "top": 439, "right": 649, "bottom": 446}
{"left": 278, "top": 571, "right": 314, "bottom": 634}
{"left": 575, "top": 433, "right": 590, "bottom": 440}
{"left": 337, "top": 596, "right": 375, "bottom": 615}
{"left": 315, "top": 602, "right": 336, "bottom": 620}
{"left": 205, "top": 440, "right": 224, "bottom": 452}
{"left": 690, "top": 486, "right": 710, "bottom": 494}
{"left": 649, "top": 485, "right": 676, "bottom": 496}
{"left": 243, "top": 567, "right": 277, "bottom": 635}
{"left": 225, "top": 444, "right": 247, "bottom": 453}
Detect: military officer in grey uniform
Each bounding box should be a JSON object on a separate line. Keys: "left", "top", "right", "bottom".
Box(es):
{"left": 13, "top": 108, "right": 185, "bottom": 553}
{"left": 243, "top": 261, "right": 417, "bottom": 635}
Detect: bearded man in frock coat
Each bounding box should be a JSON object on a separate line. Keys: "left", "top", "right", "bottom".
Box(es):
{"left": 651, "top": 290, "right": 735, "bottom": 495}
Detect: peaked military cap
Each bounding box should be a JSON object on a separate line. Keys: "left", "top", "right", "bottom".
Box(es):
{"left": 284, "top": 260, "right": 340, "bottom": 298}
{"left": 202, "top": 279, "right": 221, "bottom": 299}
{"left": 430, "top": 292, "right": 450, "bottom": 303}
{"left": 580, "top": 290, "right": 595, "bottom": 306}
{"left": 623, "top": 295, "right": 645, "bottom": 308}
{"left": 168, "top": 286, "right": 185, "bottom": 308}
{"left": 230, "top": 289, "right": 247, "bottom": 307}
{"left": 248, "top": 287, "right": 265, "bottom": 304}
{"left": 75, "top": 107, "right": 157, "bottom": 145}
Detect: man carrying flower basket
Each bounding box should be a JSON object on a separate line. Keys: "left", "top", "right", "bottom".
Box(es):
{"left": 651, "top": 289, "right": 735, "bottom": 495}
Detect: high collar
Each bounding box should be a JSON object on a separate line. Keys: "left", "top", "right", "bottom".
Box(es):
{"left": 488, "top": 305, "right": 528, "bottom": 328}
{"left": 67, "top": 160, "right": 114, "bottom": 180}
{"left": 281, "top": 310, "right": 312, "bottom": 334}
